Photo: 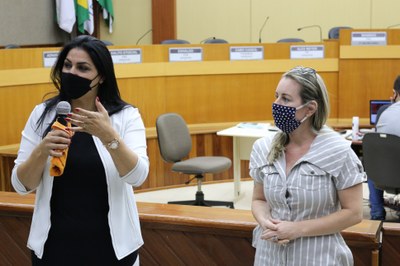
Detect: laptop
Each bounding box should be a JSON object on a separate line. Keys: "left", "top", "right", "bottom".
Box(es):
{"left": 369, "top": 100, "right": 391, "bottom": 125}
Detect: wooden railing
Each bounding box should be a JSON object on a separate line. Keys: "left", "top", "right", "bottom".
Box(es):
{"left": 0, "top": 191, "right": 383, "bottom": 266}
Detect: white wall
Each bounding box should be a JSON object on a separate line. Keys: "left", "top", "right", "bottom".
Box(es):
{"left": 99, "top": 0, "right": 152, "bottom": 45}
{"left": 172, "top": 0, "right": 400, "bottom": 44}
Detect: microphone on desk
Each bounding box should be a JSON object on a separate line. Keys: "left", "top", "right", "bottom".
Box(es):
{"left": 49, "top": 101, "right": 73, "bottom": 177}
{"left": 258, "top": 16, "right": 270, "bottom": 43}
{"left": 387, "top": 23, "right": 400, "bottom": 29}
{"left": 297, "top": 25, "right": 322, "bottom": 42}
{"left": 136, "top": 29, "right": 152, "bottom": 45}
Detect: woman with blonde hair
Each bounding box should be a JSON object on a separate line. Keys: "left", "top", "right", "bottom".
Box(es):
{"left": 250, "top": 66, "right": 365, "bottom": 265}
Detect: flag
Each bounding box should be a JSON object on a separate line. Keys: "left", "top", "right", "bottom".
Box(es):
{"left": 55, "top": 0, "right": 76, "bottom": 33}
{"left": 84, "top": 0, "right": 94, "bottom": 34}
{"left": 76, "top": 0, "right": 91, "bottom": 34}
{"left": 97, "top": 0, "right": 114, "bottom": 33}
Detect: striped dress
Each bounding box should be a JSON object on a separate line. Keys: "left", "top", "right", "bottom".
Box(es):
{"left": 250, "top": 126, "right": 366, "bottom": 266}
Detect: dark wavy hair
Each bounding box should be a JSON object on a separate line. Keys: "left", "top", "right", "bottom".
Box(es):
{"left": 37, "top": 35, "right": 129, "bottom": 137}
{"left": 394, "top": 75, "right": 400, "bottom": 93}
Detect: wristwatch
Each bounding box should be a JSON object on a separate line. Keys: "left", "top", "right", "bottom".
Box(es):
{"left": 105, "top": 138, "right": 120, "bottom": 150}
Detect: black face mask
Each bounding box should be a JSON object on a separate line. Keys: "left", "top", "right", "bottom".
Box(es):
{"left": 61, "top": 72, "right": 98, "bottom": 99}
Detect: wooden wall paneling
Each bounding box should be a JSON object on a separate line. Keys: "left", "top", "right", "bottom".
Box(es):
{"left": 0, "top": 83, "right": 56, "bottom": 145}
{"left": 321, "top": 72, "right": 339, "bottom": 118}
{"left": 151, "top": 0, "right": 177, "bottom": 44}
{"left": 0, "top": 214, "right": 31, "bottom": 265}
{"left": 338, "top": 59, "right": 400, "bottom": 118}
{"left": 118, "top": 76, "right": 167, "bottom": 128}
{"left": 0, "top": 47, "right": 60, "bottom": 70}
{"left": 163, "top": 73, "right": 278, "bottom": 124}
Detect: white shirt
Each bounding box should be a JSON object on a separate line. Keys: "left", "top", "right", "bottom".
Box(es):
{"left": 11, "top": 103, "right": 149, "bottom": 260}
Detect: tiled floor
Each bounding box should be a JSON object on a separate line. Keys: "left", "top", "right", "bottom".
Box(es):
{"left": 135, "top": 181, "right": 399, "bottom": 222}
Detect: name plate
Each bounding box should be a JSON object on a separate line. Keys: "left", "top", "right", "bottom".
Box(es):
{"left": 169, "top": 48, "right": 203, "bottom": 62}
{"left": 110, "top": 49, "right": 142, "bottom": 64}
{"left": 230, "top": 46, "right": 264, "bottom": 60}
{"left": 43, "top": 51, "right": 59, "bottom": 68}
{"left": 290, "top": 45, "right": 324, "bottom": 59}
{"left": 351, "top": 32, "right": 387, "bottom": 46}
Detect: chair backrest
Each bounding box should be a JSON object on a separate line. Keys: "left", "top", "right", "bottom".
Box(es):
{"left": 101, "top": 40, "right": 113, "bottom": 46}
{"left": 156, "top": 113, "right": 192, "bottom": 163}
{"left": 4, "top": 44, "right": 20, "bottom": 49}
{"left": 160, "top": 39, "right": 190, "bottom": 44}
{"left": 204, "top": 38, "right": 228, "bottom": 44}
{"left": 328, "top": 26, "right": 352, "bottom": 39}
{"left": 362, "top": 132, "right": 400, "bottom": 194}
{"left": 276, "top": 38, "right": 305, "bottom": 43}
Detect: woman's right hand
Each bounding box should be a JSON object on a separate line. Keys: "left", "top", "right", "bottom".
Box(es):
{"left": 40, "top": 129, "right": 72, "bottom": 157}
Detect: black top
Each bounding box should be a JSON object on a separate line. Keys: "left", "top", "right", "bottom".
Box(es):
{"left": 33, "top": 132, "right": 137, "bottom": 265}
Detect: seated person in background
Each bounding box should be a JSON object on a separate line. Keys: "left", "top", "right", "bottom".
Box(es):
{"left": 368, "top": 75, "right": 400, "bottom": 220}
{"left": 250, "top": 66, "right": 365, "bottom": 265}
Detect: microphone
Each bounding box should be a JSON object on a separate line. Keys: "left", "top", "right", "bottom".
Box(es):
{"left": 136, "top": 29, "right": 152, "bottom": 45}
{"left": 259, "top": 16, "right": 270, "bottom": 43}
{"left": 297, "top": 25, "right": 322, "bottom": 42}
{"left": 55, "top": 101, "right": 71, "bottom": 126}
{"left": 50, "top": 101, "right": 72, "bottom": 177}
{"left": 387, "top": 23, "right": 400, "bottom": 28}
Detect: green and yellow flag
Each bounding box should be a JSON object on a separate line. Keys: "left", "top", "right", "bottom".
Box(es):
{"left": 76, "top": 0, "right": 90, "bottom": 33}
{"left": 97, "top": 0, "right": 114, "bottom": 33}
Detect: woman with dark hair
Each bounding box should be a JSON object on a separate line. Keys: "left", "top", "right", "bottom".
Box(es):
{"left": 250, "top": 66, "right": 365, "bottom": 265}
{"left": 11, "top": 35, "right": 149, "bottom": 265}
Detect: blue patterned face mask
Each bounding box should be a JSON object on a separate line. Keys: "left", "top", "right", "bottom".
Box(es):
{"left": 272, "top": 103, "right": 308, "bottom": 133}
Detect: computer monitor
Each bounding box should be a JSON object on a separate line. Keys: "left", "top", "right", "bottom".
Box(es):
{"left": 370, "top": 100, "right": 391, "bottom": 125}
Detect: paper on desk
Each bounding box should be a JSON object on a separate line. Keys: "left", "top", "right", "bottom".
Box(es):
{"left": 237, "top": 122, "right": 270, "bottom": 129}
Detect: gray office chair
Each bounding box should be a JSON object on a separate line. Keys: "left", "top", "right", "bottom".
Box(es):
{"left": 4, "top": 44, "right": 20, "bottom": 49}
{"left": 204, "top": 38, "right": 228, "bottom": 44}
{"left": 101, "top": 40, "right": 113, "bottom": 46}
{"left": 277, "top": 38, "right": 305, "bottom": 43}
{"left": 362, "top": 132, "right": 400, "bottom": 194}
{"left": 328, "top": 26, "right": 352, "bottom": 39}
{"left": 156, "top": 113, "right": 234, "bottom": 208}
{"left": 160, "top": 39, "right": 190, "bottom": 44}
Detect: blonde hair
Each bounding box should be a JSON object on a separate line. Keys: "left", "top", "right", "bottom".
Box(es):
{"left": 267, "top": 66, "right": 330, "bottom": 163}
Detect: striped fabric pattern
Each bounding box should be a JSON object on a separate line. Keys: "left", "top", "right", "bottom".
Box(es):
{"left": 250, "top": 126, "right": 366, "bottom": 266}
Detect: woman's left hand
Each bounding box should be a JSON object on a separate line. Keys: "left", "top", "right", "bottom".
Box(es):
{"left": 260, "top": 219, "right": 300, "bottom": 244}
{"left": 66, "top": 97, "right": 116, "bottom": 142}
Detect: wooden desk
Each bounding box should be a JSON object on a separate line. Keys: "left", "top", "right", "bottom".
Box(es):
{"left": 0, "top": 144, "right": 19, "bottom": 192}
{"left": 381, "top": 222, "right": 400, "bottom": 265}
{"left": 0, "top": 191, "right": 383, "bottom": 265}
{"left": 216, "top": 118, "right": 370, "bottom": 200}
{"left": 217, "top": 122, "right": 276, "bottom": 200}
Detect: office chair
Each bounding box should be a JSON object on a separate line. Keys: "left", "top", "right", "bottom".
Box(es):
{"left": 328, "top": 26, "right": 352, "bottom": 39}
{"left": 276, "top": 38, "right": 305, "bottom": 43}
{"left": 101, "top": 40, "right": 113, "bottom": 46}
{"left": 204, "top": 38, "right": 228, "bottom": 44}
{"left": 156, "top": 113, "right": 234, "bottom": 208}
{"left": 160, "top": 39, "right": 190, "bottom": 44}
{"left": 362, "top": 132, "right": 400, "bottom": 195}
